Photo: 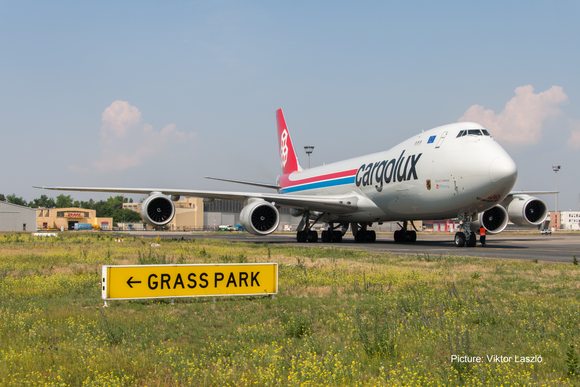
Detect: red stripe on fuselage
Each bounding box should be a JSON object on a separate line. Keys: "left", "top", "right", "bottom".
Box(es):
{"left": 279, "top": 169, "right": 358, "bottom": 188}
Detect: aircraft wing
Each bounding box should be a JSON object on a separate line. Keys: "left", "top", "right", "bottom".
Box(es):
{"left": 33, "top": 186, "right": 360, "bottom": 214}
{"left": 509, "top": 191, "right": 558, "bottom": 195}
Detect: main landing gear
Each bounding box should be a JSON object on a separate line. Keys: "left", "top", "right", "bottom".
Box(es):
{"left": 296, "top": 211, "right": 343, "bottom": 243}
{"left": 453, "top": 213, "right": 477, "bottom": 247}
{"left": 351, "top": 223, "right": 377, "bottom": 243}
{"left": 393, "top": 221, "right": 417, "bottom": 243}
{"left": 321, "top": 222, "right": 348, "bottom": 242}
{"left": 295, "top": 214, "right": 367, "bottom": 243}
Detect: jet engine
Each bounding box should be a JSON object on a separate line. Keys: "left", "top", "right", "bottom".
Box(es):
{"left": 141, "top": 193, "right": 175, "bottom": 227}
{"left": 240, "top": 200, "right": 280, "bottom": 235}
{"left": 506, "top": 195, "right": 548, "bottom": 227}
{"left": 471, "top": 205, "right": 509, "bottom": 234}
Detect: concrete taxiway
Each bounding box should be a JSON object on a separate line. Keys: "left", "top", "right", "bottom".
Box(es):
{"left": 120, "top": 231, "right": 579, "bottom": 264}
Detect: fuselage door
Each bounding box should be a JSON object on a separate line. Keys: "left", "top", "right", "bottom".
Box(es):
{"left": 435, "top": 131, "right": 448, "bottom": 149}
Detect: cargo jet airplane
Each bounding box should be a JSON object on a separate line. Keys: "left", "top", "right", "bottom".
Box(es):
{"left": 35, "top": 109, "right": 550, "bottom": 247}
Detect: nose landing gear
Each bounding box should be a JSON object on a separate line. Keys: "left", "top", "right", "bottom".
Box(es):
{"left": 454, "top": 213, "right": 477, "bottom": 247}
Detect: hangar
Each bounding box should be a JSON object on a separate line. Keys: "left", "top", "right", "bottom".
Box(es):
{"left": 204, "top": 199, "right": 298, "bottom": 231}
{"left": 0, "top": 201, "right": 36, "bottom": 231}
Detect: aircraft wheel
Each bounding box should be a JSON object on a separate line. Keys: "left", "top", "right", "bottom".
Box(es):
{"left": 467, "top": 233, "right": 476, "bottom": 247}
{"left": 332, "top": 231, "right": 343, "bottom": 242}
{"left": 355, "top": 230, "right": 367, "bottom": 243}
{"left": 321, "top": 231, "right": 331, "bottom": 243}
{"left": 366, "top": 230, "right": 376, "bottom": 242}
{"left": 454, "top": 232, "right": 466, "bottom": 247}
{"left": 307, "top": 231, "right": 318, "bottom": 243}
{"left": 296, "top": 231, "right": 306, "bottom": 242}
{"left": 394, "top": 230, "right": 404, "bottom": 243}
{"left": 407, "top": 231, "right": 417, "bottom": 243}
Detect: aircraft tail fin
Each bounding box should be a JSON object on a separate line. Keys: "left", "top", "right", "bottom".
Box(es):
{"left": 276, "top": 109, "right": 302, "bottom": 175}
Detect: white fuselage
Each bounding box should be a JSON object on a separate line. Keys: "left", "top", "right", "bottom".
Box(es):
{"left": 278, "top": 122, "right": 518, "bottom": 223}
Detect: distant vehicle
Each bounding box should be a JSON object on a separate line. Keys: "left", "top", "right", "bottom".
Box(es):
{"left": 233, "top": 225, "right": 244, "bottom": 231}
{"left": 218, "top": 225, "right": 237, "bottom": 231}
{"left": 74, "top": 223, "right": 93, "bottom": 230}
{"left": 541, "top": 229, "right": 552, "bottom": 235}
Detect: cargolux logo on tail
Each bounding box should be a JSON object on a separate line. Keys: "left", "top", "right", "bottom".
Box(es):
{"left": 280, "top": 129, "right": 289, "bottom": 167}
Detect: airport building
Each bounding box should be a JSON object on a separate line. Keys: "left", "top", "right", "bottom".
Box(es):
{"left": 0, "top": 201, "right": 37, "bottom": 232}
{"left": 550, "top": 211, "right": 580, "bottom": 231}
{"left": 36, "top": 208, "right": 113, "bottom": 230}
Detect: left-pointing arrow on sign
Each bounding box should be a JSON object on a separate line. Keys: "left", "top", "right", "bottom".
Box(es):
{"left": 126, "top": 277, "right": 142, "bottom": 288}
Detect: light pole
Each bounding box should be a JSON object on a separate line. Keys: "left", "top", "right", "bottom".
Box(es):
{"left": 304, "top": 146, "right": 314, "bottom": 169}
{"left": 552, "top": 165, "right": 561, "bottom": 230}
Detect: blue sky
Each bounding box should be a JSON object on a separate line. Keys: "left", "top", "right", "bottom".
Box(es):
{"left": 1, "top": 1, "right": 579, "bottom": 210}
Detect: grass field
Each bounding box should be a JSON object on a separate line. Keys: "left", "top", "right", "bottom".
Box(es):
{"left": 1, "top": 232, "right": 579, "bottom": 386}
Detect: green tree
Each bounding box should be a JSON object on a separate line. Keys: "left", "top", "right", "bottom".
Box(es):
{"left": 82, "top": 199, "right": 96, "bottom": 209}
{"left": 94, "top": 196, "right": 141, "bottom": 225}
{"left": 73, "top": 199, "right": 96, "bottom": 209}
{"left": 6, "top": 194, "right": 27, "bottom": 206}
{"left": 114, "top": 208, "right": 143, "bottom": 224}
{"left": 55, "top": 194, "right": 74, "bottom": 208}
{"left": 30, "top": 195, "right": 56, "bottom": 208}
{"left": 0, "top": 194, "right": 5, "bottom": 201}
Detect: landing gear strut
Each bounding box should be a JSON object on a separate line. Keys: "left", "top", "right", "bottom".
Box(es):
{"left": 296, "top": 211, "right": 324, "bottom": 243}
{"left": 454, "top": 213, "right": 477, "bottom": 247}
{"left": 393, "top": 221, "right": 417, "bottom": 243}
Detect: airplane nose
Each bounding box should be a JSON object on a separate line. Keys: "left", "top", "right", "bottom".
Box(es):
{"left": 489, "top": 155, "right": 518, "bottom": 187}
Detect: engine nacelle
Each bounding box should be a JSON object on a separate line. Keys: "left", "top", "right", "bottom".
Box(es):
{"left": 506, "top": 195, "right": 548, "bottom": 227}
{"left": 141, "top": 193, "right": 175, "bottom": 227}
{"left": 240, "top": 200, "right": 280, "bottom": 235}
{"left": 471, "top": 205, "right": 509, "bottom": 234}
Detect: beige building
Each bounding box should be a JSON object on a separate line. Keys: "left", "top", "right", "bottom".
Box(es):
{"left": 123, "top": 197, "right": 204, "bottom": 230}
{"left": 547, "top": 211, "right": 580, "bottom": 231}
{"left": 37, "top": 208, "right": 113, "bottom": 231}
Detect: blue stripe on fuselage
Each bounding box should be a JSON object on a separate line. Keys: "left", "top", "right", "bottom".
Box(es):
{"left": 280, "top": 176, "right": 355, "bottom": 194}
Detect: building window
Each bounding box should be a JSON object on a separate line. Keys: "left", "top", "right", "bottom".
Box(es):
{"left": 38, "top": 210, "right": 43, "bottom": 217}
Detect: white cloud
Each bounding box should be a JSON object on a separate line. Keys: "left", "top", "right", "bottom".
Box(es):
{"left": 70, "top": 100, "right": 197, "bottom": 172}
{"left": 458, "top": 85, "right": 568, "bottom": 145}
{"left": 101, "top": 100, "right": 142, "bottom": 139}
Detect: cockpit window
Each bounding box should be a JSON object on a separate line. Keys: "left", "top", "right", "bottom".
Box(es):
{"left": 457, "top": 129, "right": 492, "bottom": 138}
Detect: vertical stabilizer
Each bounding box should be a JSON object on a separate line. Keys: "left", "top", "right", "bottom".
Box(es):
{"left": 276, "top": 109, "right": 302, "bottom": 174}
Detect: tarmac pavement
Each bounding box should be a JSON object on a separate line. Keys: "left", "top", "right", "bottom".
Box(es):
{"left": 119, "top": 231, "right": 580, "bottom": 263}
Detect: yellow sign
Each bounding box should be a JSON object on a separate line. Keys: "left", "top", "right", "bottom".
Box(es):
{"left": 102, "top": 263, "right": 278, "bottom": 300}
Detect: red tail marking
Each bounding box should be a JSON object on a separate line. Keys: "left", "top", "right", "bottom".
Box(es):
{"left": 276, "top": 109, "right": 300, "bottom": 175}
